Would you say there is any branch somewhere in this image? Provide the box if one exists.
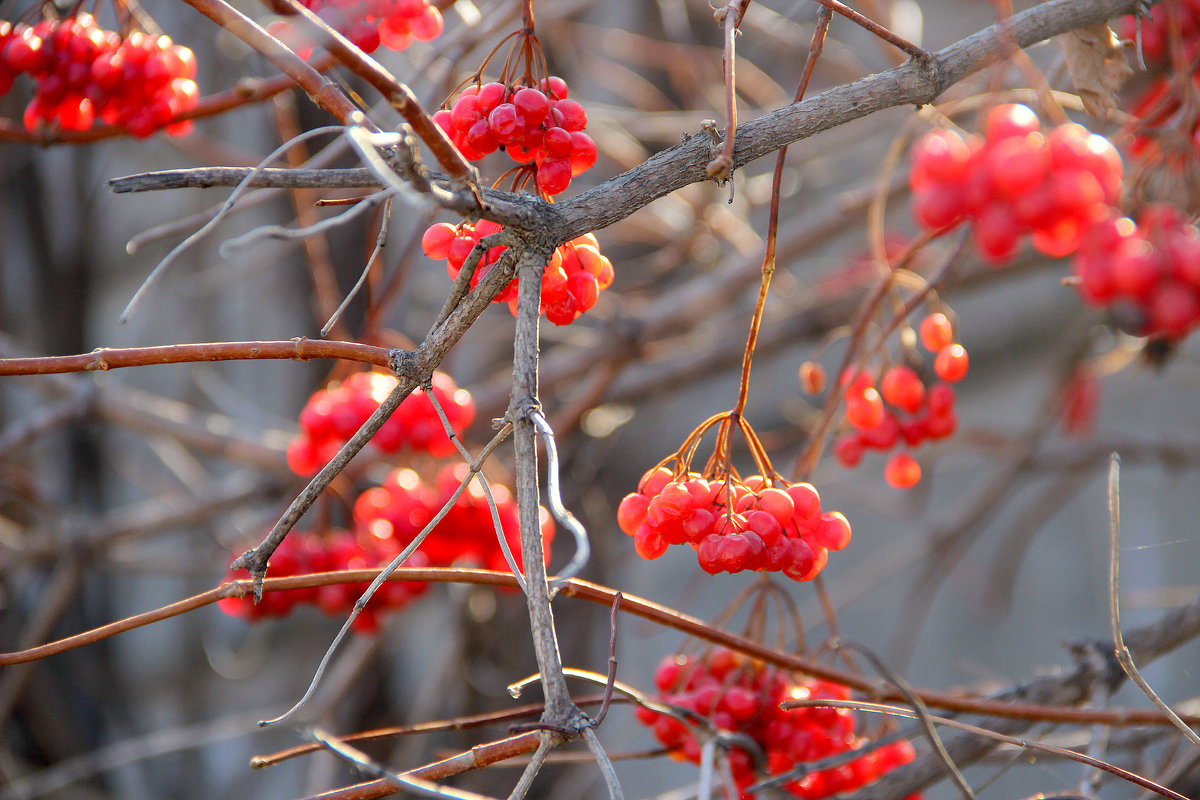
[546,0,1145,242]
[3,570,1198,732]
[107,167,380,193]
[0,339,393,376]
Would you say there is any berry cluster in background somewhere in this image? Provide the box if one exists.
[910,104,1123,264]
[266,0,442,56]
[218,529,430,633]
[617,467,850,581]
[825,312,967,490]
[0,13,198,136]
[421,222,614,325]
[1073,204,1200,339]
[636,649,917,799]
[286,370,475,475]
[353,462,552,573]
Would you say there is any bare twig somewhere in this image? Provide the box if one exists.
[119,125,345,322]
[309,727,501,800]
[530,410,590,587]
[1108,454,1200,749]
[784,699,1190,800]
[257,423,513,727]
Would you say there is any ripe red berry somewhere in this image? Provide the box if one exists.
[919,312,954,352]
[934,344,969,382]
[884,452,922,489]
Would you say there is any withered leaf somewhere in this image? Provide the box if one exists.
[1060,22,1133,118]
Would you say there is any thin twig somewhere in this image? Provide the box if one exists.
[506,736,554,800]
[1108,453,1200,749]
[257,423,513,727]
[783,699,1190,800]
[309,727,501,800]
[836,640,976,800]
[530,410,590,587]
[322,196,393,337]
[582,726,627,800]
[119,125,345,322]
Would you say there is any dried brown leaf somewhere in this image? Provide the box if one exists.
[1060,22,1133,117]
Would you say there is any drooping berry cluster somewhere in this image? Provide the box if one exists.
[827,312,966,490]
[286,370,475,475]
[433,77,597,195]
[218,529,430,633]
[910,104,1123,264]
[617,468,850,581]
[0,15,198,136]
[421,221,614,325]
[636,649,918,799]
[1073,203,1200,340]
[266,0,442,56]
[353,463,554,573]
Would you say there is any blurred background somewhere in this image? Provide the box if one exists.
[1,0,1198,799]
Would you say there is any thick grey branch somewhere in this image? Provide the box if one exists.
[107,0,1140,247]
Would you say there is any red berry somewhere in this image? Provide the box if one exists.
[934,344,969,382]
[884,452,922,489]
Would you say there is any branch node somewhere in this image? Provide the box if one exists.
[388,348,420,381]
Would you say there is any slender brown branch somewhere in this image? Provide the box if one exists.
[0,339,393,376]
[4,569,1200,732]
[270,0,478,187]
[177,0,371,128]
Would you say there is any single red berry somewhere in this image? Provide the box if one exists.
[884,452,922,489]
[934,344,969,382]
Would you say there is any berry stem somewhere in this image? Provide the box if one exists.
[730,7,830,420]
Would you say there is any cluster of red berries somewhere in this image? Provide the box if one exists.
[827,313,966,490]
[286,370,475,475]
[421,222,614,325]
[636,649,918,798]
[353,462,553,572]
[433,77,597,195]
[218,529,430,634]
[1121,0,1200,65]
[910,104,1123,264]
[266,0,442,56]
[0,15,198,136]
[1073,204,1200,340]
[617,468,850,581]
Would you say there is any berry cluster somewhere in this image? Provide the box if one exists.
[353,462,554,572]
[1073,204,1200,340]
[218,529,430,634]
[433,77,597,195]
[910,104,1123,264]
[286,370,475,476]
[828,313,966,489]
[636,649,918,798]
[1121,0,1200,66]
[0,15,198,136]
[266,0,442,56]
[421,222,614,325]
[617,468,850,581]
